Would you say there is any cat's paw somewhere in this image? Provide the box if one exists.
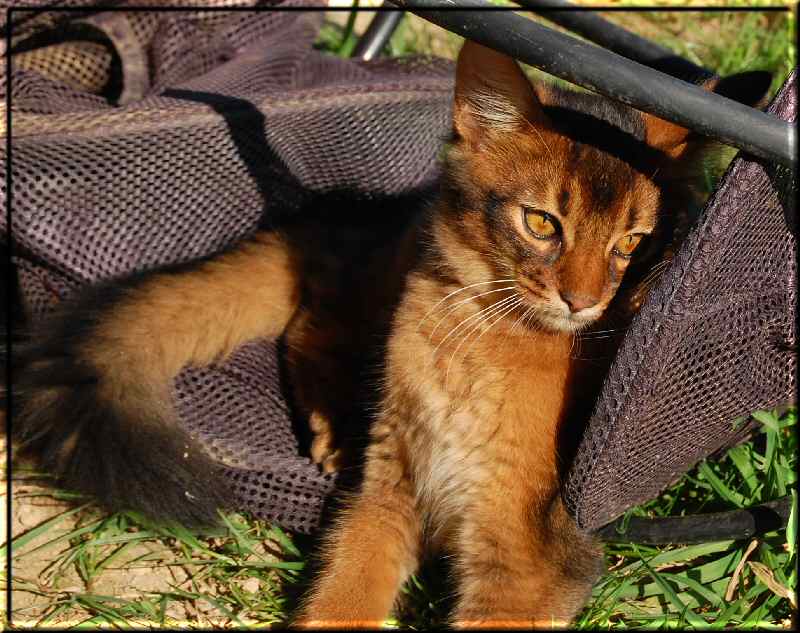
[309,410,339,472]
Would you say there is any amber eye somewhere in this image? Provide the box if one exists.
[613,234,644,258]
[523,209,559,239]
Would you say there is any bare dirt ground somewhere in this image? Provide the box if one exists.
[6,432,187,627]
[8,478,191,627]
[6,441,281,628]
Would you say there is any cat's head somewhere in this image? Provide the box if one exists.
[436,41,771,333]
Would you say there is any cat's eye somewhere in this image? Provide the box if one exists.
[523,209,560,240]
[613,234,644,258]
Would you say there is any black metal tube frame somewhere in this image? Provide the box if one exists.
[596,495,793,545]
[390,0,795,167]
[514,0,710,80]
[352,1,405,61]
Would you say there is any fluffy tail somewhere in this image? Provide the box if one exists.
[12,231,299,526]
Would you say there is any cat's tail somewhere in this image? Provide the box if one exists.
[12,231,300,526]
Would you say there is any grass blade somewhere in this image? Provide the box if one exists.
[7,504,93,555]
[635,547,706,628]
[787,489,797,557]
[268,524,301,559]
[696,461,746,507]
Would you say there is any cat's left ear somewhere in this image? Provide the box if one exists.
[453,40,551,143]
[643,70,773,158]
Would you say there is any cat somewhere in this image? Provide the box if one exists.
[12,40,770,627]
[291,44,769,628]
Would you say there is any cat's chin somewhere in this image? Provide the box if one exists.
[527,309,600,334]
[537,315,591,334]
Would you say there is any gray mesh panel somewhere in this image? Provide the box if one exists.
[6,3,452,533]
[563,72,797,531]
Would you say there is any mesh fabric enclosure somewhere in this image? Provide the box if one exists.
[5,3,454,533]
[4,4,796,535]
[563,73,797,531]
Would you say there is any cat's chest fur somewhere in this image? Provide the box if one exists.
[386,274,574,540]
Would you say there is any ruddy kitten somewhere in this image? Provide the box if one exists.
[294,45,769,627]
[13,40,769,628]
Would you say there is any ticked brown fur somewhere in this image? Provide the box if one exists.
[293,44,769,627]
[14,40,771,627]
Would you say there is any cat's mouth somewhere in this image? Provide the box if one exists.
[516,281,602,333]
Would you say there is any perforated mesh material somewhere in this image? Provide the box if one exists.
[175,340,338,531]
[4,4,796,534]
[5,2,453,533]
[13,41,114,95]
[563,73,797,531]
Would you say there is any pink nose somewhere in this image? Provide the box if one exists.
[560,291,599,313]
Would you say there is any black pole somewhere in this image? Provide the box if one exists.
[514,0,709,80]
[390,0,795,168]
[596,495,793,545]
[351,3,405,61]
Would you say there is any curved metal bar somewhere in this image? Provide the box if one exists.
[390,0,796,167]
[352,3,405,61]
[595,496,793,545]
[514,0,709,80]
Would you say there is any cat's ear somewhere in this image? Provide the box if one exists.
[643,70,773,158]
[453,40,550,142]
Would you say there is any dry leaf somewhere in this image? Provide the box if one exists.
[748,561,796,608]
[725,538,758,601]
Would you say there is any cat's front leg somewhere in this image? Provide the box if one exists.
[294,432,421,628]
[450,497,602,629]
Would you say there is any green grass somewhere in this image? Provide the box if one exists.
[576,408,797,629]
[7,482,308,627]
[7,4,796,629]
[8,409,796,627]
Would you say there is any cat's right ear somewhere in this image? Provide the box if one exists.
[453,40,550,144]
[643,70,773,159]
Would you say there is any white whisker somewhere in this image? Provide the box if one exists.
[522,116,554,161]
[427,286,516,341]
[466,297,525,352]
[569,331,578,357]
[417,279,516,329]
[576,333,623,341]
[445,296,524,389]
[578,328,628,340]
[581,326,627,335]
[509,304,537,337]
[455,296,524,360]
[432,294,520,362]
[523,307,541,331]
[638,259,672,287]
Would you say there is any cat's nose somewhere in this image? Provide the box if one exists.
[560,291,599,313]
